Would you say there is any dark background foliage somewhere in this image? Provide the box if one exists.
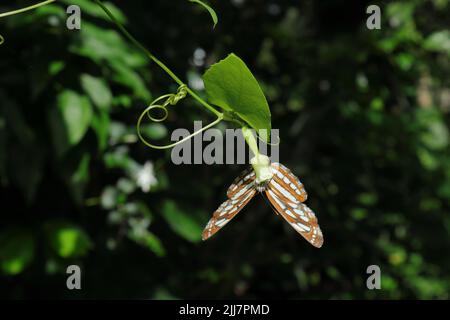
[0,0,449,299]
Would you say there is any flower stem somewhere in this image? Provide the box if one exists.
[243,127,273,183]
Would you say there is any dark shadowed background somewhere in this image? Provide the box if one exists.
[0,0,449,299]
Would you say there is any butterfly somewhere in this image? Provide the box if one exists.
[202,162,323,248]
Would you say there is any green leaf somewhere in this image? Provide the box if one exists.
[110,62,151,101]
[57,90,93,146]
[424,30,450,55]
[81,74,113,110]
[0,228,35,275]
[48,61,65,76]
[91,110,110,151]
[144,232,165,256]
[139,123,168,140]
[63,153,91,205]
[189,0,218,28]
[161,201,203,243]
[71,22,147,68]
[45,221,92,258]
[129,230,166,257]
[203,53,271,141]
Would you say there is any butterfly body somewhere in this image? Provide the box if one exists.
[202,162,324,248]
[255,180,270,193]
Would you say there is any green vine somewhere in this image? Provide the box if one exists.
[0,0,273,166]
[137,84,223,149]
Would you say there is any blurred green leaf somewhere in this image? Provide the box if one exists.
[0,228,35,275]
[203,53,271,141]
[357,192,378,206]
[45,221,92,258]
[71,22,147,68]
[153,287,178,300]
[139,123,168,140]
[48,61,65,76]
[62,0,127,24]
[81,74,113,110]
[424,30,450,55]
[161,201,203,243]
[351,207,368,220]
[142,232,166,257]
[62,152,91,204]
[129,230,166,257]
[110,62,151,100]
[57,90,93,146]
[91,110,110,151]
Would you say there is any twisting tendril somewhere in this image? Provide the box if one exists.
[145,85,188,123]
[257,133,281,146]
[137,84,224,149]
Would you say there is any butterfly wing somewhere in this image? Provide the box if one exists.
[202,169,257,240]
[226,167,255,198]
[271,163,307,202]
[265,177,323,248]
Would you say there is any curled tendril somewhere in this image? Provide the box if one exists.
[257,133,281,147]
[137,85,224,150]
[145,85,188,122]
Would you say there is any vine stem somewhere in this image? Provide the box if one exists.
[0,0,56,18]
[92,0,222,118]
[137,113,224,150]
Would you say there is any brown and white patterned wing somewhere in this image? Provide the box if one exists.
[265,185,323,248]
[271,163,307,202]
[226,167,255,198]
[203,169,257,240]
